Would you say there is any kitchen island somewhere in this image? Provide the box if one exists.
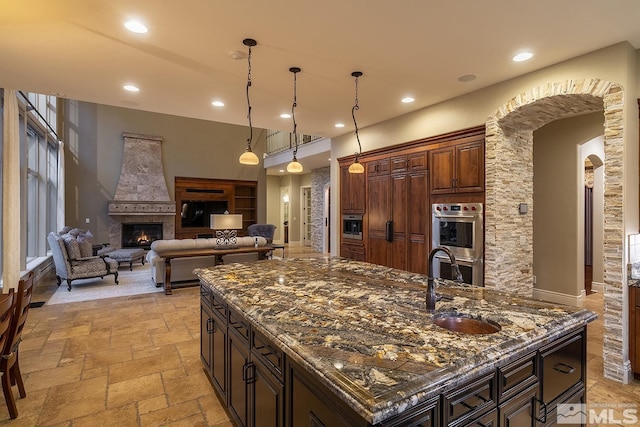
[196,257,596,426]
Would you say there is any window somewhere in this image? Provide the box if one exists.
[0,90,60,273]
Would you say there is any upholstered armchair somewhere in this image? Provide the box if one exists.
[247,224,277,244]
[47,232,119,291]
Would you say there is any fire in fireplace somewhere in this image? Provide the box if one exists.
[122,223,163,249]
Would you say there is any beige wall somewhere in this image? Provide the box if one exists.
[330,42,639,256]
[64,101,267,243]
[532,112,604,297]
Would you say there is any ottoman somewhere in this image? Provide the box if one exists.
[108,248,145,271]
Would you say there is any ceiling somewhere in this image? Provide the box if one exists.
[1,0,640,174]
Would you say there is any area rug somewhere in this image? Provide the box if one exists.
[47,264,163,305]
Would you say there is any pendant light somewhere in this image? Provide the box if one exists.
[286,67,303,173]
[239,38,260,165]
[348,71,365,174]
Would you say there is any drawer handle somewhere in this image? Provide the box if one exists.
[206,318,215,334]
[242,362,255,384]
[535,398,547,423]
[553,362,575,374]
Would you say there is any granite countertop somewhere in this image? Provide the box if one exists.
[195,257,596,424]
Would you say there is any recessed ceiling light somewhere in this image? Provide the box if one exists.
[335,123,345,128]
[124,20,148,34]
[458,74,477,82]
[512,52,533,62]
[123,84,139,92]
[279,169,285,173]
[280,113,291,119]
[401,97,415,103]
[211,101,224,107]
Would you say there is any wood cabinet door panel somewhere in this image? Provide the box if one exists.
[368,236,389,267]
[367,175,391,232]
[228,331,250,427]
[429,147,455,194]
[391,174,407,235]
[252,358,284,427]
[455,142,484,193]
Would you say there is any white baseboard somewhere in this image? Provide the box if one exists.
[591,281,604,293]
[532,287,585,307]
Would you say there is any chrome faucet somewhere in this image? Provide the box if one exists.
[426,246,463,313]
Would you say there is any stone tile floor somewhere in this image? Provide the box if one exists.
[0,246,638,425]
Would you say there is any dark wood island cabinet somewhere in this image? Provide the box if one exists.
[197,258,595,427]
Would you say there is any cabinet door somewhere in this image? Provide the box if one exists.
[499,384,537,427]
[211,312,227,398]
[429,147,455,194]
[228,330,250,427]
[367,175,392,266]
[201,303,213,373]
[341,165,366,214]
[252,358,284,427]
[407,170,427,274]
[455,142,484,193]
[390,174,407,270]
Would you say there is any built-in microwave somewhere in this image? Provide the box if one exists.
[343,214,363,240]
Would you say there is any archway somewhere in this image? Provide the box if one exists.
[484,79,627,382]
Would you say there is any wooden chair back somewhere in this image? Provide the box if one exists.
[7,272,34,355]
[0,292,15,362]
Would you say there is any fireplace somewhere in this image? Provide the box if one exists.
[108,133,176,248]
[122,223,163,249]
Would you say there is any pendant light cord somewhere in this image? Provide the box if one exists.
[246,44,253,149]
[351,72,362,159]
[291,68,299,158]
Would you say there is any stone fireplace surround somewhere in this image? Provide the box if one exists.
[108,133,176,249]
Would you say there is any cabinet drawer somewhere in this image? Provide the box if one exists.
[200,285,212,306]
[498,352,537,403]
[228,309,250,342]
[540,330,584,405]
[541,385,585,426]
[210,292,227,321]
[408,152,427,170]
[390,156,407,173]
[442,372,496,426]
[252,329,285,381]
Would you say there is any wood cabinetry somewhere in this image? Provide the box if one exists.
[429,139,484,194]
[367,153,427,273]
[201,285,284,427]
[340,164,366,214]
[175,177,257,239]
[630,286,640,379]
[340,241,365,262]
[202,282,587,427]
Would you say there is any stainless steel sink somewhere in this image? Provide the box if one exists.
[433,315,501,335]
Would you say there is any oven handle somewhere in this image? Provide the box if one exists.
[434,214,477,220]
[434,254,476,265]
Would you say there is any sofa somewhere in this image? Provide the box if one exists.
[48,230,119,291]
[146,236,269,286]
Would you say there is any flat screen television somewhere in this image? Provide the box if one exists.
[180,200,229,228]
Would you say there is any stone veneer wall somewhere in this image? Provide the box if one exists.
[484,79,627,382]
[108,133,176,247]
[310,167,330,253]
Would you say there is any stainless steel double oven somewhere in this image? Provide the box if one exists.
[431,203,483,286]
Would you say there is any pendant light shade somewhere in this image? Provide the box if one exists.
[349,71,364,174]
[286,67,303,173]
[348,160,364,174]
[239,38,260,166]
[239,148,259,165]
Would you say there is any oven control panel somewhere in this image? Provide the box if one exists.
[433,203,483,214]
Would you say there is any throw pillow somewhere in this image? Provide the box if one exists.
[61,234,82,260]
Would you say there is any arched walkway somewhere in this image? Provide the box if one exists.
[484,79,628,382]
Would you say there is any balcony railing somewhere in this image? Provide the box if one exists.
[266,130,321,155]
